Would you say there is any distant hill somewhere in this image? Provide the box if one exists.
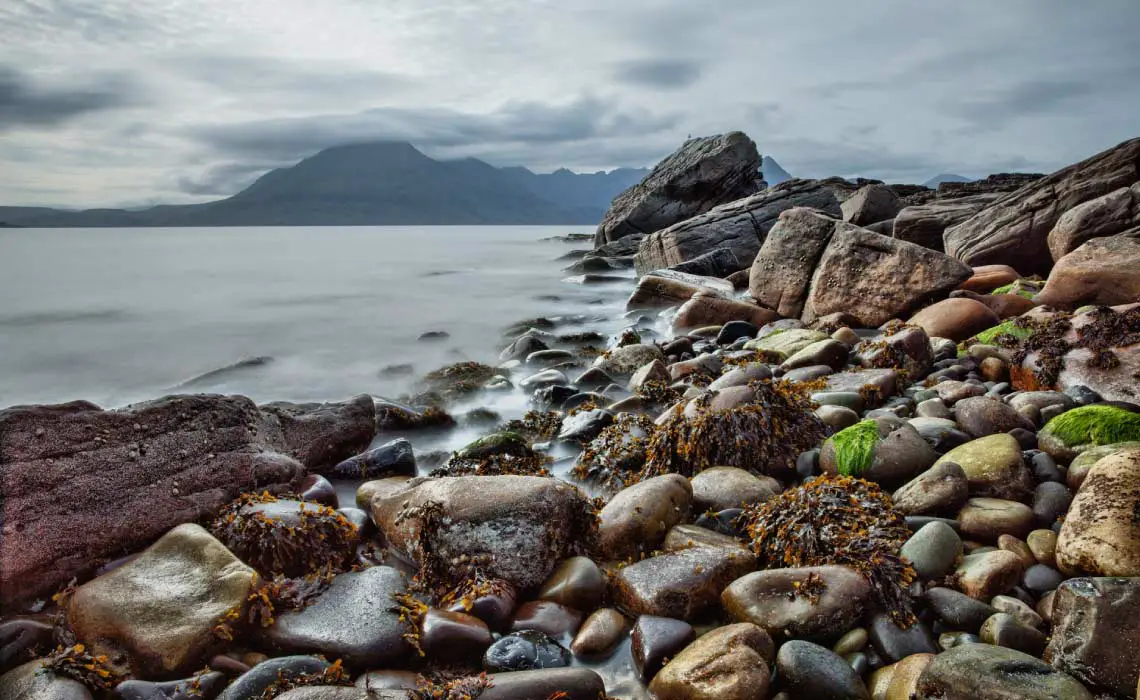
[762,156,793,185]
[0,142,649,227]
[922,173,973,188]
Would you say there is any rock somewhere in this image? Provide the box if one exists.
[628,360,670,393]
[992,595,1044,629]
[625,275,704,310]
[570,609,626,658]
[593,344,667,378]
[914,643,1093,699]
[597,474,692,560]
[370,476,593,589]
[908,417,971,451]
[610,546,756,620]
[933,434,1032,500]
[668,354,723,381]
[483,630,571,672]
[908,298,1001,342]
[501,332,550,362]
[556,409,614,444]
[420,609,493,661]
[998,535,1038,569]
[980,613,1047,656]
[509,601,584,642]
[690,467,776,511]
[944,136,1140,275]
[893,461,969,515]
[447,582,518,634]
[648,623,774,700]
[802,224,974,327]
[955,550,1025,600]
[722,565,871,642]
[868,612,939,663]
[1028,529,1058,567]
[115,673,228,700]
[884,654,935,700]
[66,524,258,678]
[716,320,759,345]
[596,132,760,245]
[0,395,317,606]
[1046,577,1140,697]
[271,689,373,700]
[892,194,1002,251]
[958,498,1035,541]
[842,183,902,226]
[536,557,605,613]
[817,405,860,431]
[1035,235,1140,308]
[952,396,1035,438]
[257,395,377,472]
[822,369,900,407]
[745,328,830,360]
[1032,482,1072,528]
[959,265,1022,294]
[901,521,962,580]
[672,291,778,331]
[519,369,569,391]
[481,669,604,700]
[820,419,938,485]
[1047,182,1140,261]
[330,438,415,479]
[263,566,409,667]
[217,656,334,700]
[1056,449,1140,576]
[630,616,695,681]
[776,640,870,700]
[924,588,998,631]
[662,524,751,553]
[215,498,358,578]
[0,621,53,675]
[0,660,93,700]
[748,207,843,319]
[665,247,745,278]
[855,326,934,380]
[782,339,849,371]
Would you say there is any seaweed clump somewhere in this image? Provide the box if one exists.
[501,410,564,441]
[1008,306,1140,389]
[435,431,552,477]
[573,413,658,492]
[643,380,827,477]
[827,420,880,476]
[252,659,351,699]
[409,673,495,700]
[210,492,359,578]
[417,362,501,404]
[40,643,124,691]
[741,475,916,625]
[1042,404,1140,448]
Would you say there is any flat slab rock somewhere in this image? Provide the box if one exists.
[0,393,375,607]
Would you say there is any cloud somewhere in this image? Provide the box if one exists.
[175,162,276,196]
[0,65,140,131]
[611,58,702,90]
[945,79,1099,131]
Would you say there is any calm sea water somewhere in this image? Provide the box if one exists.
[0,227,634,413]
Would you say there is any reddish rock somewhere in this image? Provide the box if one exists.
[672,290,778,331]
[1034,235,1140,309]
[907,298,1001,342]
[1047,182,1140,261]
[958,265,1021,294]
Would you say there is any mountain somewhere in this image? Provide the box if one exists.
[0,142,644,227]
[762,156,793,185]
[922,173,973,188]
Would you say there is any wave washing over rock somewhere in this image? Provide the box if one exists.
[3,131,1140,700]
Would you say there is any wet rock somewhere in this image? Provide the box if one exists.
[1046,577,1140,697]
[690,466,777,511]
[776,640,870,700]
[627,359,670,394]
[610,546,755,621]
[257,395,377,472]
[908,298,1000,342]
[745,328,829,359]
[510,601,584,642]
[536,557,605,613]
[446,581,518,633]
[596,132,760,246]
[892,461,969,515]
[980,613,1047,656]
[501,333,550,362]
[1027,530,1058,568]
[263,566,409,667]
[722,565,871,643]
[627,274,711,310]
[556,409,614,444]
[662,524,750,553]
[855,326,935,379]
[215,497,358,578]
[574,367,615,391]
[932,380,986,405]
[868,612,938,663]
[592,344,666,378]
[519,369,570,391]
[297,474,338,508]
[900,521,962,580]
[570,609,626,658]
[217,656,333,700]
[933,434,1032,500]
[66,524,258,678]
[668,353,723,381]
[482,630,571,672]
[914,643,1093,699]
[0,660,93,700]
[673,291,778,332]
[0,395,309,606]
[631,615,695,681]
[419,608,493,661]
[115,672,228,700]
[952,397,1035,438]
[958,498,1035,541]
[0,620,53,674]
[716,320,759,345]
[597,474,692,560]
[1056,449,1140,576]
[481,669,605,700]
[371,476,593,589]
[822,369,900,407]
[649,623,774,700]
[817,405,861,431]
[955,550,1025,600]
[883,653,935,700]
[992,596,1044,629]
[959,264,1022,294]
[924,587,998,631]
[944,136,1140,275]
[1032,482,1072,529]
[331,438,415,479]
[998,535,1037,569]
[527,349,578,366]
[908,417,971,451]
[272,689,374,700]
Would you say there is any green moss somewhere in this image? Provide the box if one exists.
[967,319,1036,348]
[829,420,880,476]
[1044,405,1140,448]
[991,280,1037,299]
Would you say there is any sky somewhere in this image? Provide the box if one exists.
[2,0,1138,208]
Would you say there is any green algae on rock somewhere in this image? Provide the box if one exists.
[740,475,917,625]
[826,420,881,476]
[1039,405,1140,460]
[966,318,1037,348]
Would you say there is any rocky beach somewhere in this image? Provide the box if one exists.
[4,130,1140,700]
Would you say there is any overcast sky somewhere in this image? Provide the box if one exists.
[2,0,1138,208]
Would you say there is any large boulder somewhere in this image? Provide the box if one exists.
[634,179,842,275]
[748,207,840,319]
[595,132,761,246]
[907,298,1000,342]
[944,137,1140,275]
[0,394,372,606]
[259,395,376,473]
[1056,449,1140,577]
[369,476,593,589]
[1047,182,1140,260]
[1046,577,1140,697]
[1034,235,1140,309]
[892,194,1002,252]
[672,291,779,332]
[915,643,1092,699]
[841,183,901,226]
[66,524,259,678]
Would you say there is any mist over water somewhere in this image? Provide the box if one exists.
[0,227,633,420]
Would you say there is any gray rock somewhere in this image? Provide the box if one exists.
[952,396,1035,439]
[722,566,871,643]
[0,660,92,700]
[610,547,756,621]
[218,656,332,700]
[892,194,1001,251]
[841,183,901,226]
[901,521,963,579]
[893,461,970,515]
[915,643,1092,699]
[979,613,1046,657]
[924,587,997,631]
[596,132,760,246]
[1046,577,1140,697]
[868,612,938,663]
[331,438,415,479]
[776,641,870,700]
[664,247,744,278]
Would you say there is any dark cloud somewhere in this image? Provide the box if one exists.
[169,54,412,102]
[0,65,139,131]
[611,59,702,90]
[175,162,275,196]
[946,79,1098,131]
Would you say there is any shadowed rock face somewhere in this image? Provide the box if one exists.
[944,137,1140,276]
[595,132,761,246]
[0,393,375,607]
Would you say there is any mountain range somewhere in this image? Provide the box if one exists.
[922,173,973,188]
[0,142,651,228]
